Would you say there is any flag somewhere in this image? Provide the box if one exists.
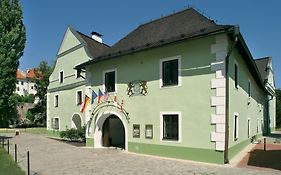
[120,99,124,112]
[98,89,103,103]
[104,92,109,102]
[113,93,117,106]
[80,95,90,113]
[91,90,97,104]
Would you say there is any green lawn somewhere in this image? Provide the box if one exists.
[0,148,25,175]
[0,127,47,135]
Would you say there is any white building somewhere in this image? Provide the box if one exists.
[16,69,37,96]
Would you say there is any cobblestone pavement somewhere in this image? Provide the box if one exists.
[4,133,281,175]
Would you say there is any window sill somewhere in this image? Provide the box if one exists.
[161,139,181,143]
[160,84,181,89]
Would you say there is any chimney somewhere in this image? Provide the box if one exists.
[91,31,103,43]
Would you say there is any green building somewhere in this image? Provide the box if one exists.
[47,8,276,164]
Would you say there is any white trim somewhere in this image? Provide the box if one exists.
[59,70,64,83]
[159,55,182,88]
[247,118,251,138]
[102,68,117,93]
[93,111,127,151]
[159,111,182,143]
[53,117,60,131]
[71,113,83,129]
[233,113,239,141]
[75,90,83,105]
[54,94,59,107]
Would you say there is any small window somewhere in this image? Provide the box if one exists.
[104,71,115,92]
[59,71,64,83]
[247,119,250,138]
[76,91,82,105]
[54,95,59,107]
[163,114,178,141]
[52,118,59,130]
[31,86,34,90]
[248,81,251,97]
[234,115,238,141]
[234,64,238,88]
[145,125,153,139]
[21,81,24,85]
[162,59,178,86]
[16,81,19,84]
[133,124,140,138]
[17,87,19,91]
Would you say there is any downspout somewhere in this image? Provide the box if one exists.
[224,26,239,164]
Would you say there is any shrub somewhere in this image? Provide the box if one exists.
[60,125,86,142]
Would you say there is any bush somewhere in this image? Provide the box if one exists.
[59,125,86,142]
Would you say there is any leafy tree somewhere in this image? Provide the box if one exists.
[0,0,26,127]
[28,61,53,126]
[276,89,281,128]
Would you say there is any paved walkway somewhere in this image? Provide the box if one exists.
[3,133,281,175]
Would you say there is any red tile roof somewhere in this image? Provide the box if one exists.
[16,70,25,79]
[26,69,36,79]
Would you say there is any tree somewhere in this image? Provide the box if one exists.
[29,61,53,126]
[276,89,281,128]
[0,0,26,127]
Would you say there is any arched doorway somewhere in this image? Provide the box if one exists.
[72,113,82,129]
[102,115,125,149]
[93,111,128,150]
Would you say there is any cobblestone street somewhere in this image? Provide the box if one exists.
[4,133,280,175]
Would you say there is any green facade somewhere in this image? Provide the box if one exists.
[47,25,275,164]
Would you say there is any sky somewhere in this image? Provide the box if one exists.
[19,0,280,88]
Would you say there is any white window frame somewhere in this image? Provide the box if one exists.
[159,55,182,88]
[59,70,64,83]
[103,68,117,93]
[247,118,251,138]
[233,113,239,141]
[53,117,60,130]
[234,61,239,89]
[54,94,59,107]
[76,90,83,105]
[160,111,182,143]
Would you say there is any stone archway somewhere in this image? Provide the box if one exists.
[102,115,125,149]
[72,113,82,129]
[94,111,128,150]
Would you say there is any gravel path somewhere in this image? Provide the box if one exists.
[3,133,280,175]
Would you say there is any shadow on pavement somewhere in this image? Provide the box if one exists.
[247,149,281,171]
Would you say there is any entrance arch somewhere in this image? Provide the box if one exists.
[94,111,128,150]
[72,113,82,129]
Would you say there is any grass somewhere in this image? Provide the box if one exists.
[0,148,25,175]
[0,127,47,135]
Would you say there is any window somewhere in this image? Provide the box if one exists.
[76,91,82,105]
[133,124,140,138]
[234,64,238,88]
[162,114,179,141]
[104,70,116,92]
[17,87,19,91]
[234,114,238,141]
[59,71,64,83]
[248,81,251,97]
[54,95,59,107]
[16,81,19,84]
[247,118,250,138]
[162,59,178,86]
[145,125,153,139]
[52,118,59,130]
[21,81,23,85]
[31,86,34,90]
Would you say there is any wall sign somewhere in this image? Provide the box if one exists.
[127,80,148,97]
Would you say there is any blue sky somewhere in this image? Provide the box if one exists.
[20,0,280,88]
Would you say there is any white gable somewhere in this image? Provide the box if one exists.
[57,27,82,55]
